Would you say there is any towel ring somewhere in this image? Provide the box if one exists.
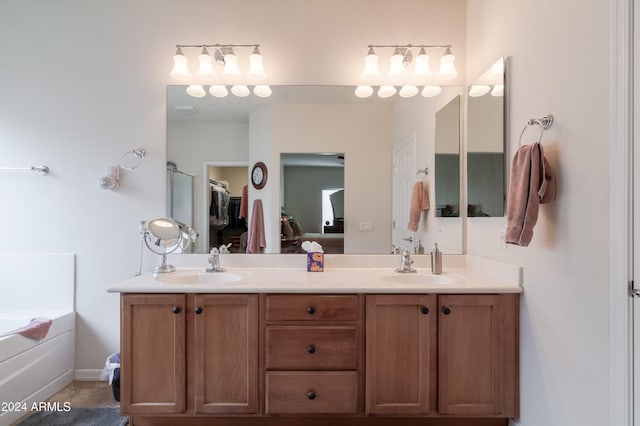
[518,114,554,146]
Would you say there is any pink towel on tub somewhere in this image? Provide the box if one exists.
[407,181,430,232]
[0,318,52,340]
[505,143,556,246]
[246,199,266,253]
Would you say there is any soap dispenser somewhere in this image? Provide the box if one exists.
[431,243,442,275]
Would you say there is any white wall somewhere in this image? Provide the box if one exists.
[466,1,610,425]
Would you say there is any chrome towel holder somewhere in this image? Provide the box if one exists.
[519,114,554,145]
[0,165,50,175]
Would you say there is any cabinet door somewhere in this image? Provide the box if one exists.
[365,294,436,415]
[120,294,186,414]
[193,294,258,414]
[438,294,519,417]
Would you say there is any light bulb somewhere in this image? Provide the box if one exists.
[169,47,191,81]
[361,47,381,81]
[378,85,397,98]
[421,85,442,97]
[491,84,504,97]
[388,47,408,82]
[198,47,216,81]
[231,85,250,97]
[436,47,457,80]
[209,85,228,97]
[222,50,241,82]
[254,85,272,97]
[186,84,206,98]
[247,47,266,81]
[399,85,419,98]
[468,85,490,97]
[412,47,432,83]
[354,85,374,98]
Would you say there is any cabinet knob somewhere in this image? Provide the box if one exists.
[307,345,316,354]
[442,306,451,315]
[307,306,316,315]
[307,391,316,400]
[421,306,429,315]
[194,306,203,315]
[172,306,181,314]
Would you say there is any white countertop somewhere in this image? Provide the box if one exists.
[107,257,522,294]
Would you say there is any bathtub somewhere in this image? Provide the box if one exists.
[0,310,75,426]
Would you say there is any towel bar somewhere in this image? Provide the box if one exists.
[519,114,554,145]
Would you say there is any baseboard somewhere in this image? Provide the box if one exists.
[74,369,105,381]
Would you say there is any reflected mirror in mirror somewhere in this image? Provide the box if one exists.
[467,57,506,217]
[435,95,461,218]
[280,153,345,254]
[167,85,464,254]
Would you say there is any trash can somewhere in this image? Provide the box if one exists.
[101,352,121,402]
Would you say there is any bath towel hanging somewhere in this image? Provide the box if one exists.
[505,142,556,246]
[246,199,266,253]
[407,180,430,232]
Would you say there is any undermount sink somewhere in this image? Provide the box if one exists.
[155,271,243,285]
[373,271,455,285]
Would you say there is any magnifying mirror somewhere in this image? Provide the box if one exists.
[142,218,184,273]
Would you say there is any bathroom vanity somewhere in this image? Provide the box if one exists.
[108,258,521,426]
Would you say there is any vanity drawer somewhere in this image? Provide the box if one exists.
[266,326,358,370]
[265,371,358,414]
[265,295,358,321]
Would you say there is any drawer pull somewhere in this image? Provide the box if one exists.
[194,306,203,315]
[307,391,316,400]
[442,306,451,315]
[307,306,316,315]
[172,306,181,314]
[421,306,429,315]
[307,345,316,354]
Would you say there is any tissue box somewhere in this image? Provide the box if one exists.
[307,252,324,272]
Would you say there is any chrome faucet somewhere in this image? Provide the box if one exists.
[205,247,226,273]
[395,249,417,273]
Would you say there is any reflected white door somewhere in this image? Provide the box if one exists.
[392,135,416,251]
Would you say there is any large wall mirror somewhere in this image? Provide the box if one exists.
[167,85,464,254]
[467,57,506,217]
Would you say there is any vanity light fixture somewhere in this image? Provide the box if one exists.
[169,44,271,98]
[355,44,457,99]
[491,84,504,97]
[468,85,491,97]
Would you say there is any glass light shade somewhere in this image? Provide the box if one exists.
[247,52,266,80]
[421,85,442,97]
[377,85,397,98]
[412,51,432,83]
[491,84,504,97]
[388,52,408,82]
[209,85,229,97]
[222,53,241,82]
[169,50,191,81]
[198,49,216,81]
[469,85,491,97]
[399,85,419,98]
[254,85,272,98]
[354,85,374,98]
[436,50,458,80]
[361,53,381,81]
[231,84,250,97]
[186,84,206,98]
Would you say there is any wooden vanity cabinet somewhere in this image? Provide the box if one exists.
[120,294,186,414]
[120,293,258,416]
[263,294,363,415]
[365,294,437,415]
[438,294,519,417]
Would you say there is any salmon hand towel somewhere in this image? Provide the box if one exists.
[239,184,248,219]
[246,199,266,253]
[407,181,431,232]
[505,143,556,246]
[0,317,52,340]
